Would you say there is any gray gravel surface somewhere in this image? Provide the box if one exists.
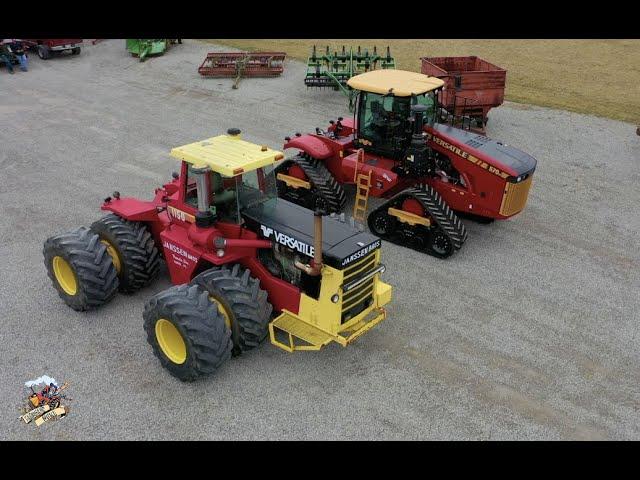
[1,40,639,440]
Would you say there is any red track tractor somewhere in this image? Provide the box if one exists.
[275,70,537,259]
[43,130,392,381]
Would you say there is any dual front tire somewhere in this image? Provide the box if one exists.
[143,264,272,382]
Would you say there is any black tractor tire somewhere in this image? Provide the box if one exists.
[71,47,81,55]
[90,213,160,294]
[37,45,51,60]
[43,227,119,311]
[191,264,272,354]
[143,284,233,382]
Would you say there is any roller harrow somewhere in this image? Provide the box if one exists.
[198,51,286,89]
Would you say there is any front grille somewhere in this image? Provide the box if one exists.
[341,252,377,323]
[500,175,533,216]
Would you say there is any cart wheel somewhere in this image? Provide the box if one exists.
[71,47,81,55]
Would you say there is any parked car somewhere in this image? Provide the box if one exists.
[24,39,83,59]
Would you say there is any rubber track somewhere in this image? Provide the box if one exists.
[277,153,346,213]
[407,184,468,250]
[369,184,468,253]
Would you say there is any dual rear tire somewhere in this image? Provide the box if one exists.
[43,227,119,311]
[43,214,160,311]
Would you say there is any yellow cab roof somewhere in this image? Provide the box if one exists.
[170,133,284,177]
[347,69,445,96]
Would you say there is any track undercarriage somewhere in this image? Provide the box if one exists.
[367,185,467,258]
[275,157,468,259]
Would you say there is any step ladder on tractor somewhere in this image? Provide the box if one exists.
[353,149,371,223]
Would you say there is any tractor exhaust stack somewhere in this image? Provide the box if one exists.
[295,209,324,276]
[192,164,215,228]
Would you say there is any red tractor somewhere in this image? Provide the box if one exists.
[43,130,392,381]
[275,69,537,258]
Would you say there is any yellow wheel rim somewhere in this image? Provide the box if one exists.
[209,296,232,329]
[155,319,187,364]
[101,240,122,274]
[52,256,78,296]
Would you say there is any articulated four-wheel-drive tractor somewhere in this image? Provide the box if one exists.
[43,130,392,381]
[275,69,538,259]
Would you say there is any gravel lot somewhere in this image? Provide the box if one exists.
[1,40,638,440]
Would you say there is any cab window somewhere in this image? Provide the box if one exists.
[184,164,239,222]
[237,165,277,209]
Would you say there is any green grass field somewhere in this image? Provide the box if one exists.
[208,40,640,125]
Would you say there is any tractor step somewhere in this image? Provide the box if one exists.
[269,307,387,352]
[269,311,342,352]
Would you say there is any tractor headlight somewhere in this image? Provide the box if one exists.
[331,294,340,303]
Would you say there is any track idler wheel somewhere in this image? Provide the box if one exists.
[427,228,454,258]
[368,209,397,237]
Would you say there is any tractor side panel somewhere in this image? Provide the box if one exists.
[159,228,203,285]
[425,131,510,219]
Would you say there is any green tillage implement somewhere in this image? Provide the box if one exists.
[126,39,171,62]
[305,45,396,109]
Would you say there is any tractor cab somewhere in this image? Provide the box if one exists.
[169,128,284,227]
[347,69,445,160]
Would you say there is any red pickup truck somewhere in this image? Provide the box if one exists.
[24,39,83,59]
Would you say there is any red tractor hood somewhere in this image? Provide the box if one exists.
[431,123,537,178]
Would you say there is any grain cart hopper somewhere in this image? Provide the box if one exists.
[421,56,506,133]
[275,69,537,259]
[43,130,392,381]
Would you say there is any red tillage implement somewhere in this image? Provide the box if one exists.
[421,56,506,133]
[198,51,286,89]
